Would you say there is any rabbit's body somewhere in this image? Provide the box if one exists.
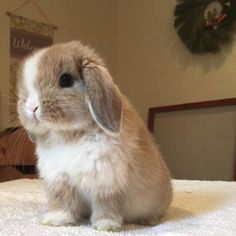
[17,41,172,231]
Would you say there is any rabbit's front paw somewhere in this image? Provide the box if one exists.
[41,210,76,226]
[92,218,121,231]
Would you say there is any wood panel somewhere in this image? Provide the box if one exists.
[0,127,37,182]
[147,98,236,181]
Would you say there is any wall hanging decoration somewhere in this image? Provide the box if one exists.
[6,0,57,123]
[174,0,236,54]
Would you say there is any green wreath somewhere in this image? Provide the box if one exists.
[174,0,236,54]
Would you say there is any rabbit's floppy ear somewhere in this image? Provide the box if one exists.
[83,64,123,134]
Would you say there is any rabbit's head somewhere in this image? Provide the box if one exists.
[17,41,123,136]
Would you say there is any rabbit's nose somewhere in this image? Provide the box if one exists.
[33,106,38,113]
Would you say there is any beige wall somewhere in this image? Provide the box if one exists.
[1,0,236,127]
[0,1,235,180]
[118,0,236,180]
[0,0,118,130]
[118,0,236,121]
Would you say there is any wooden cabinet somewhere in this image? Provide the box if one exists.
[0,127,37,182]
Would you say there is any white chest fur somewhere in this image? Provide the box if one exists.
[36,133,128,195]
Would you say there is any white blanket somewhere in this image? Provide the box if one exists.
[0,179,235,236]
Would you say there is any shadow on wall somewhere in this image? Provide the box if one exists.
[167,23,235,73]
[177,43,234,73]
[154,4,235,74]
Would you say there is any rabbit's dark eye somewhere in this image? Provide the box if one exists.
[59,73,74,88]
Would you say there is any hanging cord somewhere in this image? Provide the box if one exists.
[11,0,32,14]
[6,0,58,30]
[31,0,53,26]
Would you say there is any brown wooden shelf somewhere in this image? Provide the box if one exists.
[0,127,37,182]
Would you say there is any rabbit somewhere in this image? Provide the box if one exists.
[17,41,172,231]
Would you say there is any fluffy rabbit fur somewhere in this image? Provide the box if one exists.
[17,41,172,231]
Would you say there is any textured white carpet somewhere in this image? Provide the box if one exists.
[0,179,236,236]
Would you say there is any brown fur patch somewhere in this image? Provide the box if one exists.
[17,41,173,229]
[45,174,90,220]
